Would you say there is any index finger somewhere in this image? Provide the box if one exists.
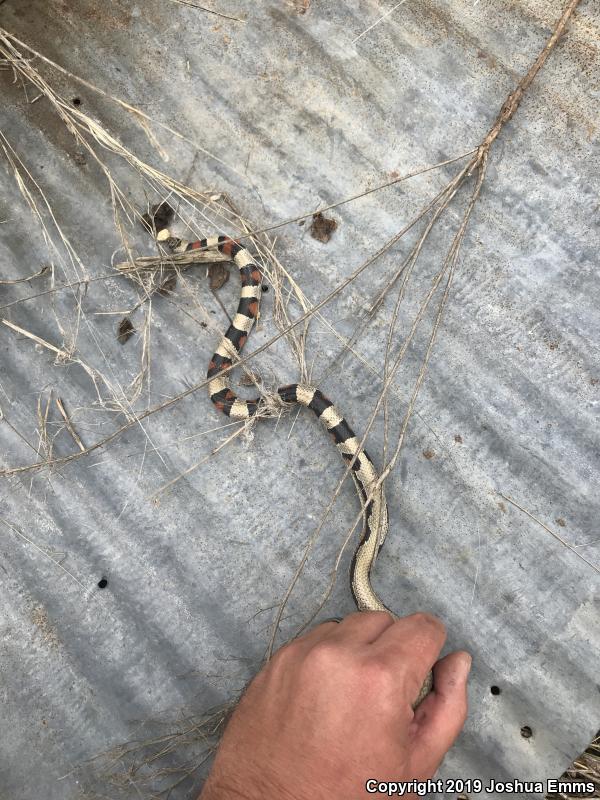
[373,612,446,702]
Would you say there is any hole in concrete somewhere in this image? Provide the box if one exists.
[520,725,533,739]
[490,685,501,695]
[97,577,108,589]
[72,97,82,106]
[261,285,269,292]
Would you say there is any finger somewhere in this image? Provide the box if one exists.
[375,613,446,702]
[410,651,471,770]
[329,610,395,644]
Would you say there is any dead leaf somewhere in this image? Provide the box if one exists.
[141,201,174,234]
[209,262,230,290]
[117,317,135,344]
[310,211,337,243]
[240,371,261,386]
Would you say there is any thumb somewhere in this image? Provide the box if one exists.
[409,651,471,774]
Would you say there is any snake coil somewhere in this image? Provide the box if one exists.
[149,215,432,706]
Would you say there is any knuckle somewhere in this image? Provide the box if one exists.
[411,612,445,635]
[305,640,344,672]
[361,656,396,693]
[269,639,300,668]
[307,640,341,668]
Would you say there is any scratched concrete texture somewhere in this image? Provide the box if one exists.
[0,0,599,798]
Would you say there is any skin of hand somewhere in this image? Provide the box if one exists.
[200,611,471,800]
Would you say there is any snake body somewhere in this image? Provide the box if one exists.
[159,229,432,704]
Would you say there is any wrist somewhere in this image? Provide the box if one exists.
[200,769,304,800]
[200,779,248,800]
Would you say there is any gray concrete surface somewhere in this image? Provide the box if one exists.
[0,1,599,798]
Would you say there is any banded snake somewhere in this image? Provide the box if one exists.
[147,219,433,707]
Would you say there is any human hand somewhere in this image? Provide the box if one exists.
[200,611,471,800]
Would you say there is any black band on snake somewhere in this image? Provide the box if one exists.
[151,222,432,707]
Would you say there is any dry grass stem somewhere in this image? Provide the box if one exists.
[55,397,86,453]
[500,494,600,576]
[0,516,87,591]
[0,264,48,285]
[0,27,244,180]
[166,0,245,22]
[149,422,248,501]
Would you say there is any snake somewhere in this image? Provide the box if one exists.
[150,214,432,706]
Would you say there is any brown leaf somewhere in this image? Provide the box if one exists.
[158,273,178,295]
[209,262,230,290]
[117,317,135,344]
[141,201,175,235]
[310,211,337,243]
